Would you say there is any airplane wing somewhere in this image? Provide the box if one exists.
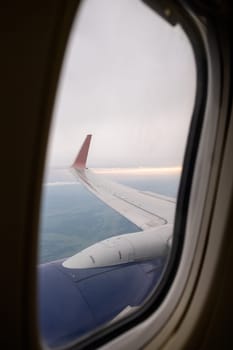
[39,135,176,345]
[71,135,176,231]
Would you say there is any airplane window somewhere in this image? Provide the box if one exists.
[38,0,196,348]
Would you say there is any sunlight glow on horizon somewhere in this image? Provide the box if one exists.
[92,166,182,176]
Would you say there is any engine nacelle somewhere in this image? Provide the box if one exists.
[63,224,172,269]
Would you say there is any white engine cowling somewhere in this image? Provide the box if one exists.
[63,224,172,269]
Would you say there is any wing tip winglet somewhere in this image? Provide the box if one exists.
[72,134,92,169]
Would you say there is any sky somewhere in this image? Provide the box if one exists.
[46,0,196,169]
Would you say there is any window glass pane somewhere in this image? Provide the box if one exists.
[38,0,196,348]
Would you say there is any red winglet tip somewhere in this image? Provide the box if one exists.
[72,134,92,169]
